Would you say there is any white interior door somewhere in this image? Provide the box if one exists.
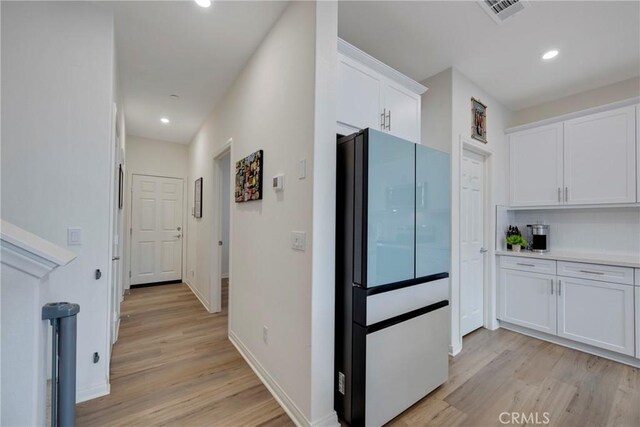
[131,175,183,285]
[460,150,485,336]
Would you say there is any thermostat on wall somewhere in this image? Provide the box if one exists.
[273,174,285,192]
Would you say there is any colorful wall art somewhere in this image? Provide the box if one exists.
[235,150,263,202]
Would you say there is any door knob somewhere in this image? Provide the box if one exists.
[218,241,223,246]
[112,256,120,261]
[177,226,182,231]
[174,234,182,238]
[480,248,488,253]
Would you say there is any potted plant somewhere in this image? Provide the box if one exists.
[506,235,527,252]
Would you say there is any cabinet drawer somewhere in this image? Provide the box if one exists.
[557,261,634,285]
[499,256,556,275]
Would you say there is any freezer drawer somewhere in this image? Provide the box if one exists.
[365,305,449,427]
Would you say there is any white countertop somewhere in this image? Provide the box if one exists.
[495,250,640,269]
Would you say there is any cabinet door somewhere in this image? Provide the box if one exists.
[366,130,415,287]
[509,123,564,206]
[557,276,634,355]
[415,144,450,278]
[564,106,636,205]
[337,54,383,135]
[636,105,639,202]
[498,269,556,334]
[382,81,421,143]
[635,286,639,358]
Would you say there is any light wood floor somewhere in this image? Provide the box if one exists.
[77,283,640,427]
[76,281,293,426]
[388,327,640,427]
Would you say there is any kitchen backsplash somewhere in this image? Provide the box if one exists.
[509,207,640,256]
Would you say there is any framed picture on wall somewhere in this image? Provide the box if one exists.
[118,164,124,210]
[194,177,203,218]
[471,97,488,143]
[235,150,263,203]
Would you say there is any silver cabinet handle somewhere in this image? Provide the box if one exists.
[558,279,562,296]
[516,263,535,267]
[579,270,605,275]
[380,108,386,130]
[550,279,554,295]
[386,110,391,131]
[565,187,568,202]
[557,188,561,203]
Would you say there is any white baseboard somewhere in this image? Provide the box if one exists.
[184,279,210,312]
[229,331,323,427]
[76,381,110,403]
[449,343,462,357]
[499,321,640,368]
[310,410,339,427]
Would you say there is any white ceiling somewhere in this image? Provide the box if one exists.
[112,1,288,144]
[338,1,640,111]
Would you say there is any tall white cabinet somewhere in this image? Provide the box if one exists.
[337,39,426,143]
[508,104,638,206]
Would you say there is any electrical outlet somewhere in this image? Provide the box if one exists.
[338,372,345,395]
[263,325,269,345]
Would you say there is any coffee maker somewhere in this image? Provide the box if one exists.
[527,224,550,252]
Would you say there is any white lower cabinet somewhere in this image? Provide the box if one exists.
[557,276,635,356]
[499,258,638,359]
[498,269,556,335]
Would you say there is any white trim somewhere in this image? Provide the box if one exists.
[76,381,110,403]
[337,38,427,95]
[499,322,640,368]
[211,138,233,316]
[310,411,339,427]
[184,279,211,312]
[451,135,497,355]
[0,220,76,278]
[504,202,640,211]
[505,96,640,134]
[229,332,337,427]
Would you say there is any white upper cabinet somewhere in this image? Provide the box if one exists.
[509,123,564,206]
[563,105,636,205]
[382,82,421,143]
[337,39,426,143]
[637,105,639,202]
[337,54,383,135]
[508,103,638,207]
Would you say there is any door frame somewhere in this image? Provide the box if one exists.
[128,173,185,286]
[451,135,496,356]
[210,139,233,317]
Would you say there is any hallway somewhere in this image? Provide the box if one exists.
[76,282,293,426]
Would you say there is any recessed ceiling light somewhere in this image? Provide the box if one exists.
[160,117,170,124]
[542,49,559,60]
[194,0,211,8]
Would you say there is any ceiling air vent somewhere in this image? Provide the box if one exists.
[479,0,529,24]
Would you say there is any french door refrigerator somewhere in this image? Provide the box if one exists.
[335,129,451,427]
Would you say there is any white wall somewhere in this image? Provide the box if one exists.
[510,77,640,126]
[184,2,337,425]
[511,208,640,257]
[421,68,452,154]
[1,1,116,401]
[123,136,189,289]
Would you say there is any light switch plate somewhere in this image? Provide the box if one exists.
[291,231,306,251]
[298,159,306,179]
[67,227,82,246]
[272,174,285,192]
